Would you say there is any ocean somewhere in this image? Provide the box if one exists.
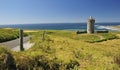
[0,23,120,31]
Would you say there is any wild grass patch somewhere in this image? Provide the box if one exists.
[0,30,120,70]
[0,28,28,42]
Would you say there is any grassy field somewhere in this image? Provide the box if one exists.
[0,29,120,70]
[0,28,28,43]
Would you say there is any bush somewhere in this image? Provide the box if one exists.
[0,47,16,70]
[96,30,109,33]
[0,28,28,42]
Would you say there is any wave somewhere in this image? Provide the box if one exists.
[95,25,120,31]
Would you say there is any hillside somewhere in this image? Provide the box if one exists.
[0,30,120,70]
[0,28,28,43]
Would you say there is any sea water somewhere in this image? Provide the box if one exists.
[0,23,120,31]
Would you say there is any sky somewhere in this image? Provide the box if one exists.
[0,0,120,24]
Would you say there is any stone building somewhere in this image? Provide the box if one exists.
[87,16,95,34]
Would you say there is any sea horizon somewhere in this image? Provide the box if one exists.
[0,22,120,31]
[1,22,120,25]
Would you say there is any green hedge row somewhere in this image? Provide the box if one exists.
[0,29,28,43]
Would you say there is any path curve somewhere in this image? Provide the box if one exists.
[0,36,33,50]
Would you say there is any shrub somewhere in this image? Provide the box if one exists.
[0,47,16,70]
[0,28,28,42]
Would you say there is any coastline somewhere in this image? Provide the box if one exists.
[95,24,120,31]
[106,25,120,31]
[0,26,120,69]
[0,23,120,32]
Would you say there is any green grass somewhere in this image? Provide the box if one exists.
[0,30,120,70]
[48,30,118,43]
[0,28,28,42]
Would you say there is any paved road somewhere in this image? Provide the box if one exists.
[0,36,31,49]
[12,41,34,51]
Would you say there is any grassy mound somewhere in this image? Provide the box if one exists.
[48,30,118,43]
[0,28,28,43]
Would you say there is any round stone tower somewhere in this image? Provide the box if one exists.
[87,16,95,34]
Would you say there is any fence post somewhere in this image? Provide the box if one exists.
[19,29,24,51]
[42,31,46,41]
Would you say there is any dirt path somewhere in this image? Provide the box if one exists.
[98,35,104,40]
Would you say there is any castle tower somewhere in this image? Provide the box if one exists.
[87,16,95,34]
